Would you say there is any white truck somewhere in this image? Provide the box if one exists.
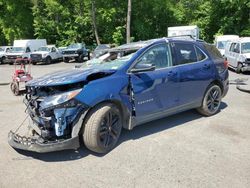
[224,37,250,73]
[6,39,47,64]
[168,25,200,39]
[215,35,239,56]
[0,46,12,64]
[30,45,63,65]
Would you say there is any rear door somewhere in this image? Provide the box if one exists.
[129,43,180,122]
[172,42,214,106]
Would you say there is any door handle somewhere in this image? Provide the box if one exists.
[168,71,177,77]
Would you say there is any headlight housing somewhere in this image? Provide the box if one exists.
[40,89,82,110]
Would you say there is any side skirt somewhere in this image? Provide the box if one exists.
[132,101,201,129]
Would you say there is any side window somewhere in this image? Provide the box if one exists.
[195,46,206,61]
[234,43,240,53]
[51,47,56,52]
[229,43,236,52]
[6,48,10,52]
[174,43,197,65]
[203,44,223,60]
[135,44,172,69]
[26,47,31,53]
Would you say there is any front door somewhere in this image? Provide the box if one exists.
[129,43,180,123]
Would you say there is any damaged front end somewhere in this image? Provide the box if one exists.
[8,82,89,153]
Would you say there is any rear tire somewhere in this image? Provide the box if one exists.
[197,84,222,116]
[83,104,122,153]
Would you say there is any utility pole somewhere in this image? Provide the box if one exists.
[91,0,100,45]
[126,0,131,44]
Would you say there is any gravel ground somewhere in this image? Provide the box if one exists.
[0,62,250,188]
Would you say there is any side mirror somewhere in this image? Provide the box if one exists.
[130,64,156,73]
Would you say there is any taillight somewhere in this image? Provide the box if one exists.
[224,60,229,69]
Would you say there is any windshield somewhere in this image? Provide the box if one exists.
[95,44,110,51]
[38,47,50,52]
[241,42,250,54]
[81,52,134,70]
[217,41,228,49]
[68,43,82,49]
[11,47,25,53]
[0,47,4,52]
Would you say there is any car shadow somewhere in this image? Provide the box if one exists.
[14,102,228,162]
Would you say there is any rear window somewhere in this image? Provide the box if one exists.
[203,44,223,59]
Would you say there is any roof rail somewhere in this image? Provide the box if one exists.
[168,35,205,42]
[168,35,196,39]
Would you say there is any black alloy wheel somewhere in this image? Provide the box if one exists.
[99,110,121,149]
[197,84,222,116]
[83,104,122,153]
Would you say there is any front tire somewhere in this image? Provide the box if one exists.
[63,57,69,63]
[197,84,222,116]
[10,82,19,96]
[236,63,242,74]
[0,56,5,64]
[45,56,52,64]
[83,104,122,153]
[78,54,84,62]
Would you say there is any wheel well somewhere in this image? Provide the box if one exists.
[211,80,223,92]
[85,100,130,129]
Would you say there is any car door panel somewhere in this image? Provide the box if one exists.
[172,42,214,106]
[131,67,180,118]
[129,43,180,122]
[178,60,214,105]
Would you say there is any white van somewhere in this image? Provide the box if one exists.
[0,46,12,64]
[215,35,239,56]
[6,39,47,64]
[168,25,199,39]
[224,37,250,73]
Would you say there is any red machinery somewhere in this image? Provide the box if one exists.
[10,58,33,95]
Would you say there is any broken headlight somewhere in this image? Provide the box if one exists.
[40,89,82,110]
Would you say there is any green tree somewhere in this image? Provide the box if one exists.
[0,0,34,45]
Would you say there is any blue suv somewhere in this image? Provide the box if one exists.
[8,37,229,153]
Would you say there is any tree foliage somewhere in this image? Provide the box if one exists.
[0,0,249,46]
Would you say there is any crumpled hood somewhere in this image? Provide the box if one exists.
[26,68,115,87]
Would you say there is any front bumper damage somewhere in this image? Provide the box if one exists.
[8,131,79,153]
[8,84,88,153]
